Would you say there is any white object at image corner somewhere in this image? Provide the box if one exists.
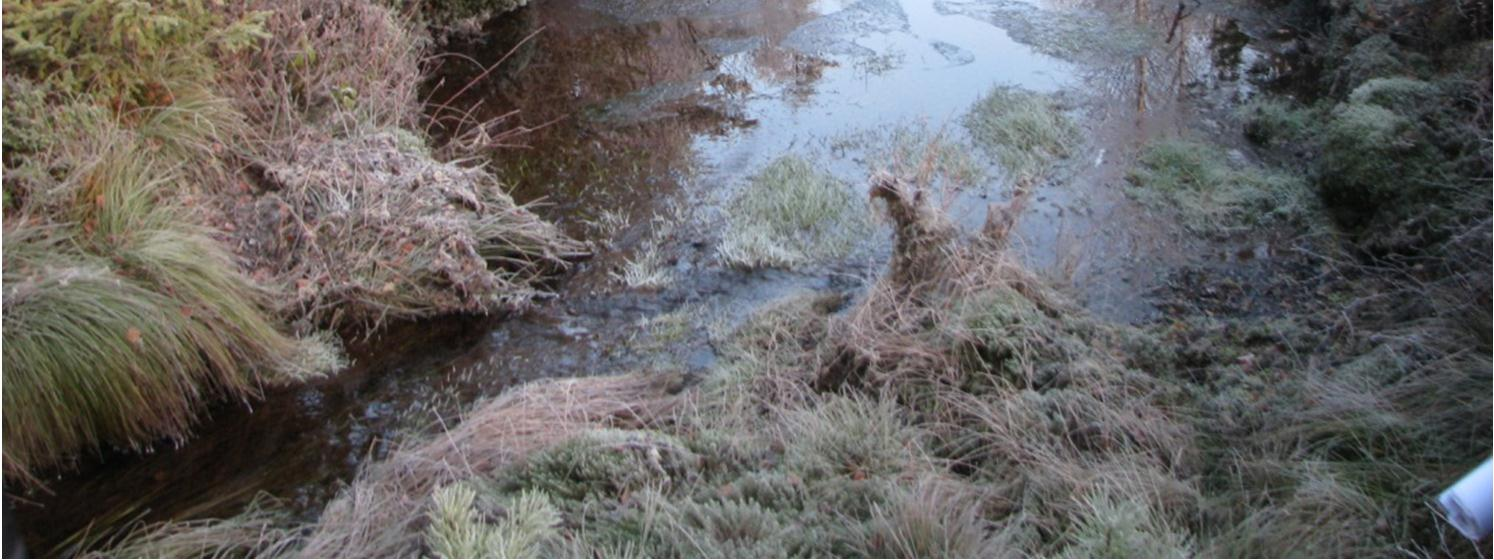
[1438,458,1493,541]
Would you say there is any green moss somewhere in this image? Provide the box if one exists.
[1328,34,1416,94]
[2,76,53,156]
[957,286,1056,384]
[1315,75,1488,248]
[1347,77,1441,109]
[1238,97,1317,147]
[1125,138,1318,237]
[2,0,268,100]
[1317,102,1419,207]
[712,470,808,511]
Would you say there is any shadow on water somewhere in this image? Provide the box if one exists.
[14,0,1288,554]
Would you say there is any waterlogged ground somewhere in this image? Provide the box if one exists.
[17,0,1291,553]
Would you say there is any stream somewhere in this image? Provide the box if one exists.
[14,0,1290,554]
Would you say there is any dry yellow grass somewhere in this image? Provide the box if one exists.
[295,373,682,557]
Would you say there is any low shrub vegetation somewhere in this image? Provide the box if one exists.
[1239,0,1491,252]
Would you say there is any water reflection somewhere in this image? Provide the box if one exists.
[425,0,837,240]
[1049,0,1259,130]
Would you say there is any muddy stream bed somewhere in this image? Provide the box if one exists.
[15,0,1295,553]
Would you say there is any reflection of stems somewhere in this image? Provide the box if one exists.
[1164,0,1202,43]
[439,26,548,109]
[1165,2,1185,42]
[1135,56,1148,115]
[1171,39,1187,95]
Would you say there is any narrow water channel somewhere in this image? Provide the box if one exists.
[14,0,1282,554]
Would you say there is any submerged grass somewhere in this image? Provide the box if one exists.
[717,156,870,269]
[964,86,1079,182]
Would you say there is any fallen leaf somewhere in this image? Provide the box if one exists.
[125,328,143,346]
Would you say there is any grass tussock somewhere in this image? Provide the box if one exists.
[614,245,675,289]
[233,131,587,327]
[854,476,1018,558]
[425,485,560,559]
[1125,138,1320,237]
[293,373,683,558]
[964,86,1079,182]
[717,156,870,269]
[1238,97,1318,148]
[80,499,299,559]
[2,120,342,478]
[1058,490,1193,558]
[2,0,584,479]
[611,203,687,290]
[881,124,987,192]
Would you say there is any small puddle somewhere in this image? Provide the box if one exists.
[14,0,1282,553]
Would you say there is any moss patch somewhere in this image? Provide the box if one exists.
[1125,138,1319,237]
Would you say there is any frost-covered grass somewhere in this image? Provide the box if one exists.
[613,245,674,289]
[717,156,870,269]
[965,86,1079,182]
[425,485,560,559]
[93,170,1491,558]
